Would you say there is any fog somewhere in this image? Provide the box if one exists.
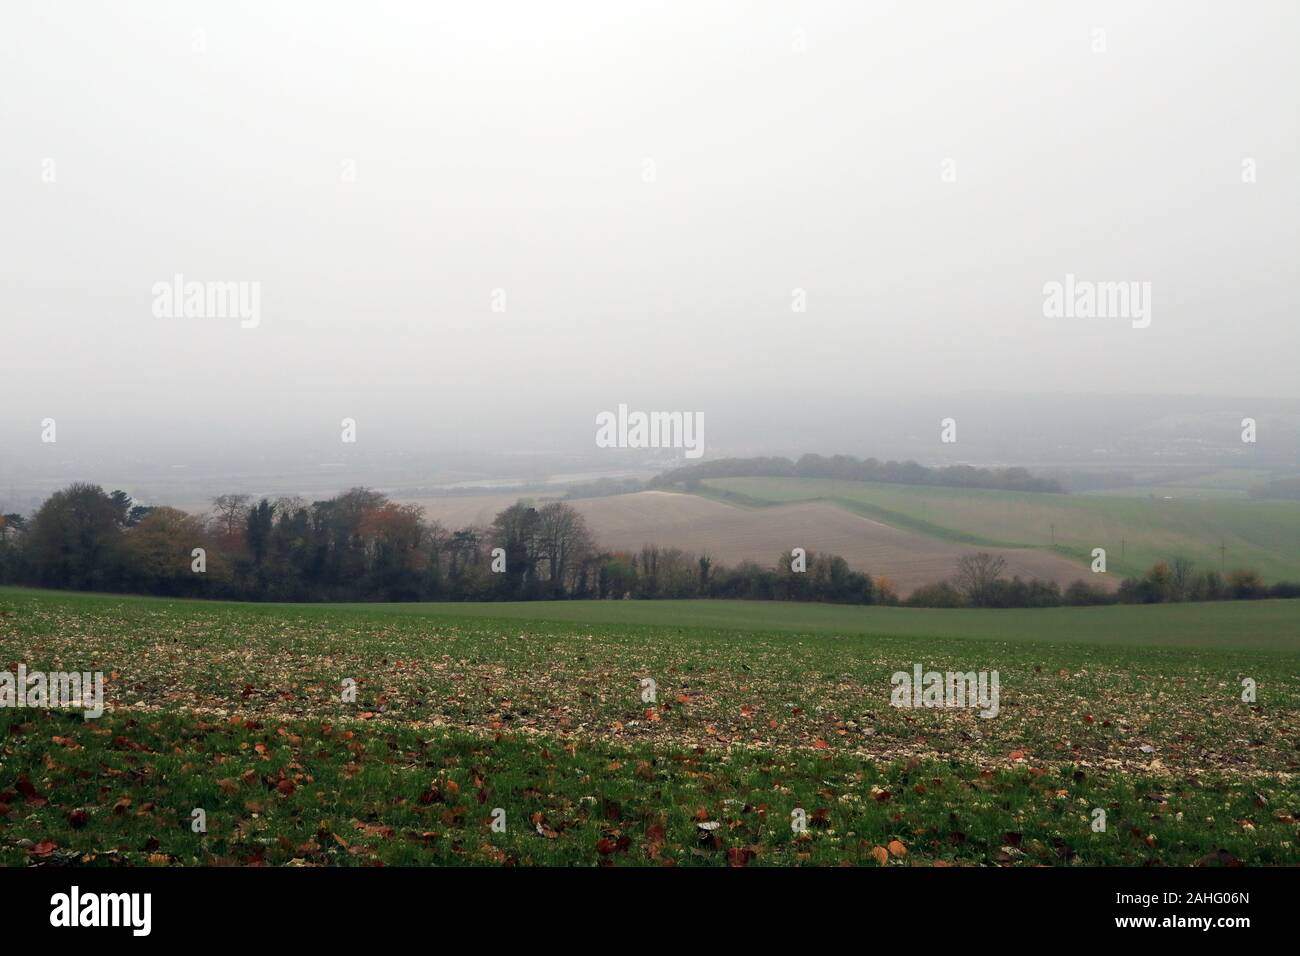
[2,0,1298,489]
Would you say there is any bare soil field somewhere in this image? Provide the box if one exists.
[403,491,1109,596]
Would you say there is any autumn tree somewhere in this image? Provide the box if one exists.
[1143,560,1173,603]
[874,575,899,605]
[358,502,428,600]
[124,506,222,594]
[1227,568,1266,599]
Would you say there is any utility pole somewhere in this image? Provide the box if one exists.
[1219,540,1226,573]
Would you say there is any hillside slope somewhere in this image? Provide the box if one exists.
[399,489,1106,596]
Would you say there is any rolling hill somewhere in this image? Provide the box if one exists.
[399,489,1111,596]
[695,477,1300,582]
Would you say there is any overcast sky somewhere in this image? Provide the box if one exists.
[2,0,1297,464]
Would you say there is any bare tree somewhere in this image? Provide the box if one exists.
[209,493,251,541]
[1169,556,1195,601]
[954,552,1006,607]
[535,501,593,595]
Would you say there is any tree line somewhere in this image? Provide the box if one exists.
[653,454,1064,493]
[0,483,875,604]
[907,552,1298,607]
[1,483,1294,607]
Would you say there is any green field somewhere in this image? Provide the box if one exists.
[698,476,1300,582]
[1082,468,1285,500]
[1,587,1297,866]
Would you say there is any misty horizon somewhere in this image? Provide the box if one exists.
[4,3,1299,487]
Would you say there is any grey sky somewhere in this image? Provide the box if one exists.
[2,0,1297,468]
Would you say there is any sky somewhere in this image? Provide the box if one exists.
[2,0,1297,472]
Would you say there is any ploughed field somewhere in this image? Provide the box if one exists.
[1,587,1297,866]
[699,477,1300,583]
[400,490,1111,596]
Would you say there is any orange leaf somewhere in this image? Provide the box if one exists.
[726,847,756,867]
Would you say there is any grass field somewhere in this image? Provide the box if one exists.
[1082,468,1284,500]
[1,587,1297,866]
[699,476,1300,582]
